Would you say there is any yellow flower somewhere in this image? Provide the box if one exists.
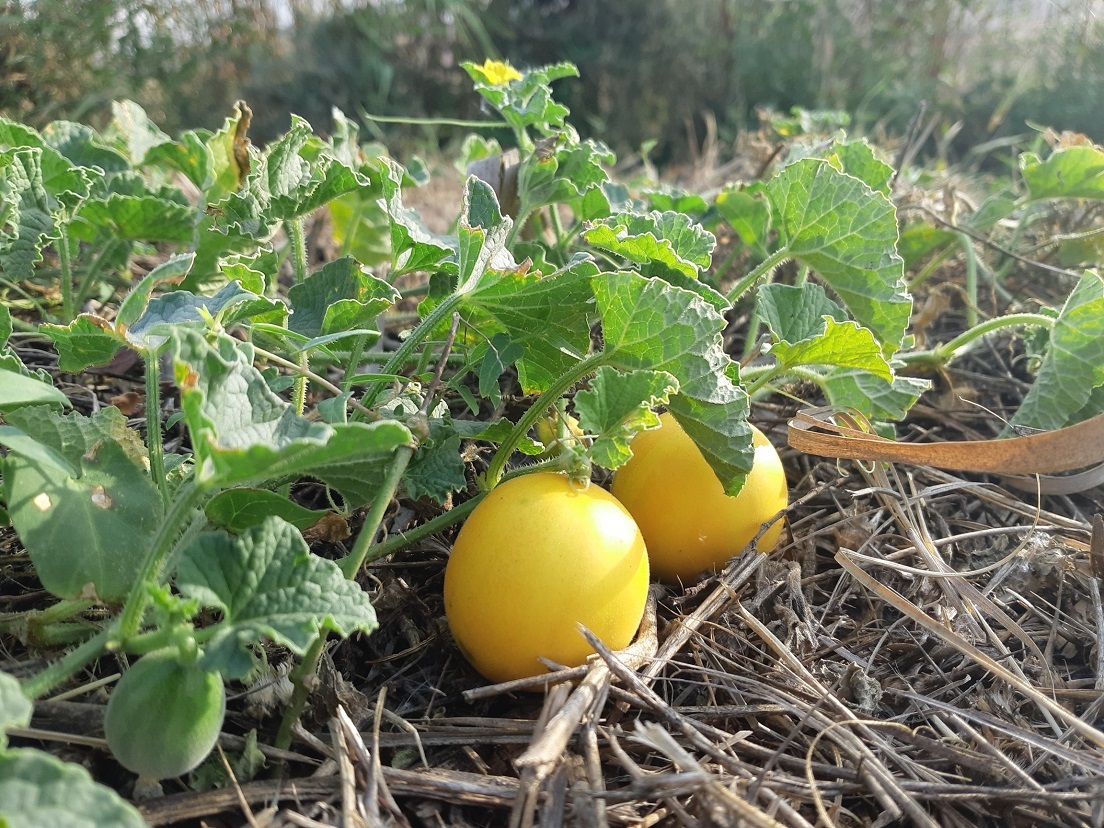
[478,59,523,86]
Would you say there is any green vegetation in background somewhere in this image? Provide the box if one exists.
[2,1,1102,162]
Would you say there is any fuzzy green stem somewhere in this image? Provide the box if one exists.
[145,349,168,504]
[339,446,415,580]
[114,479,207,642]
[369,494,483,562]
[359,111,510,129]
[906,245,954,291]
[900,312,1055,369]
[22,626,114,700]
[725,248,789,304]
[547,204,567,254]
[293,351,309,417]
[287,217,309,285]
[275,633,327,750]
[287,218,310,413]
[743,362,786,397]
[253,345,377,420]
[363,292,465,407]
[0,599,96,647]
[711,245,745,286]
[58,225,75,322]
[505,205,534,249]
[959,233,979,329]
[73,238,128,313]
[484,351,607,488]
[342,334,369,393]
[358,456,565,564]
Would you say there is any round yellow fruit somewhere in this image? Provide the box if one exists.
[444,472,649,683]
[611,412,787,581]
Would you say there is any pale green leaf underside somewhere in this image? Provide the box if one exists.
[0,672,31,740]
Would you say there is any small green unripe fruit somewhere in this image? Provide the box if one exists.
[104,649,226,780]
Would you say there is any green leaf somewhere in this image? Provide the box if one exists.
[897,222,956,269]
[328,191,390,267]
[204,488,332,534]
[0,366,71,412]
[78,194,195,242]
[2,404,147,470]
[822,369,931,421]
[206,103,251,201]
[766,158,911,352]
[117,252,196,328]
[109,100,172,165]
[583,210,724,308]
[770,319,892,379]
[379,157,458,275]
[643,188,710,218]
[171,329,411,501]
[593,271,753,494]
[40,120,129,172]
[459,261,596,394]
[404,427,466,504]
[42,254,198,370]
[462,60,578,138]
[455,417,544,455]
[218,116,371,239]
[0,305,10,349]
[0,749,147,828]
[1011,271,1104,430]
[573,366,679,470]
[129,280,282,351]
[757,282,845,342]
[0,671,31,748]
[42,316,124,373]
[0,418,162,601]
[464,175,504,230]
[0,147,96,280]
[756,283,891,378]
[176,517,378,679]
[715,183,771,250]
[477,332,524,407]
[1021,145,1104,201]
[828,140,893,195]
[287,257,399,338]
[517,137,614,212]
[454,180,515,291]
[144,129,215,191]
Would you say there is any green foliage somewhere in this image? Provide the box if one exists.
[0,670,145,825]
[176,517,379,678]
[2,56,1104,816]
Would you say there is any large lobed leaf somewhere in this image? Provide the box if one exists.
[176,517,378,679]
[756,283,892,379]
[593,271,753,494]
[765,158,911,352]
[573,366,679,470]
[0,407,163,601]
[171,328,412,503]
[1021,145,1104,201]
[0,749,146,828]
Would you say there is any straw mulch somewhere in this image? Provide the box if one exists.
[6,198,1104,828]
[119,408,1104,828]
